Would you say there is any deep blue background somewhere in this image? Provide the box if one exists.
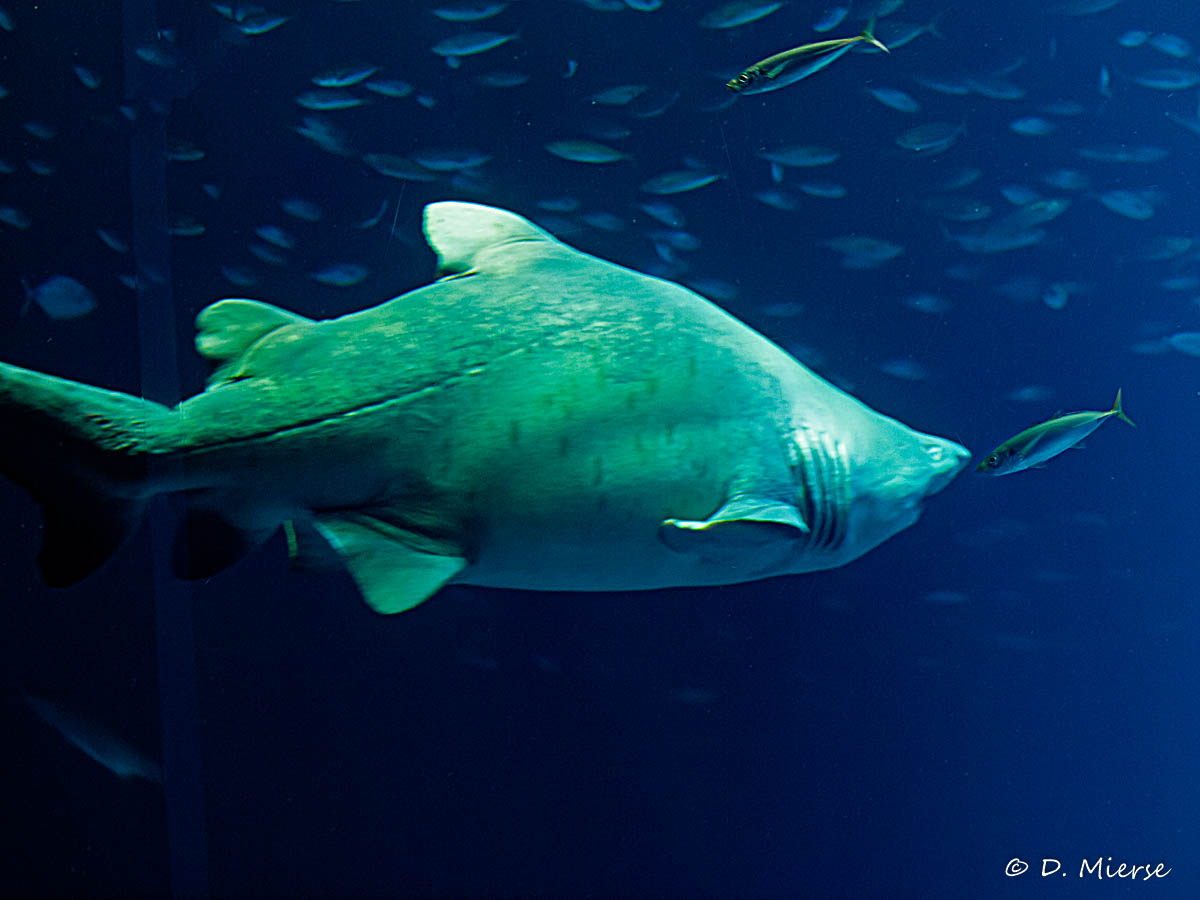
[1,0,1195,897]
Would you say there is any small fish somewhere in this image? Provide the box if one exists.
[0,205,31,229]
[896,121,963,154]
[312,64,378,88]
[976,390,1134,476]
[544,139,628,164]
[866,85,920,113]
[364,79,414,98]
[727,17,887,93]
[311,262,370,287]
[363,153,439,181]
[295,89,365,111]
[21,690,162,783]
[20,275,98,319]
[757,144,839,167]
[1130,68,1200,91]
[698,1,785,30]
[1010,116,1057,137]
[430,1,509,23]
[236,13,290,35]
[1096,189,1155,221]
[430,31,517,58]
[640,169,724,194]
[590,84,647,105]
[73,65,102,89]
[280,197,323,222]
[410,147,492,171]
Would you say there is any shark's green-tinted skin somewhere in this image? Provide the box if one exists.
[976,389,1135,476]
[0,202,968,614]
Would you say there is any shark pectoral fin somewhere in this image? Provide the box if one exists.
[658,495,809,555]
[193,298,313,386]
[312,514,466,614]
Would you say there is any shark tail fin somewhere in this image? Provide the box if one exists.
[0,361,173,586]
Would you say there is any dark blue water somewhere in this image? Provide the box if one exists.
[1,0,1195,897]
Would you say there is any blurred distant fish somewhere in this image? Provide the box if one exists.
[354,198,389,229]
[726,17,887,94]
[312,64,378,88]
[294,115,355,156]
[0,8,11,31]
[1076,144,1167,164]
[235,12,290,35]
[0,205,31,230]
[431,1,509,22]
[698,1,784,29]
[545,139,628,163]
[364,79,414,98]
[411,147,492,171]
[96,228,130,254]
[640,169,723,194]
[21,690,162,783]
[311,262,370,287]
[812,4,849,32]
[591,84,647,105]
[20,275,98,320]
[72,65,101,89]
[363,153,439,181]
[431,31,517,59]
[1049,0,1122,14]
[1095,189,1155,220]
[976,390,1134,475]
[296,89,365,111]
[1129,68,1200,91]
[1147,32,1191,58]
[758,144,839,167]
[821,235,903,268]
[895,121,964,155]
[280,196,323,222]
[866,85,920,113]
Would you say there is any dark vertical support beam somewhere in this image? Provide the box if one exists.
[123,3,209,897]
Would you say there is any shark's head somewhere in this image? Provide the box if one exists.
[786,407,970,571]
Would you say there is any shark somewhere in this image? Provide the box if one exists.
[0,201,970,614]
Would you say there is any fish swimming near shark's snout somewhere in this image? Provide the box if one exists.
[0,201,969,613]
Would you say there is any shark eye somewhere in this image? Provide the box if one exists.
[987,454,1000,467]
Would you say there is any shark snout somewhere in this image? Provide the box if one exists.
[922,438,972,497]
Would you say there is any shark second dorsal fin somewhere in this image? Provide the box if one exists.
[194,299,312,386]
[423,202,554,277]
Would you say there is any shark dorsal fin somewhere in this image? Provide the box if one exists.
[194,299,312,386]
[423,201,554,277]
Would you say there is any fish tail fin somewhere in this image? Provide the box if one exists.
[862,16,890,53]
[0,360,174,586]
[1111,387,1136,428]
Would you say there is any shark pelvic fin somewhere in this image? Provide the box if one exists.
[312,513,466,614]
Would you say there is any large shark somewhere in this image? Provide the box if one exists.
[0,201,969,613]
